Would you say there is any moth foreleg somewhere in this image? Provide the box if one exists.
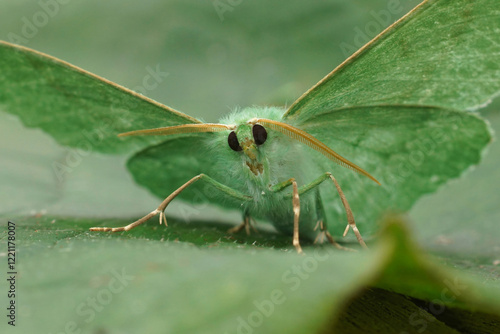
[270,178,303,254]
[313,220,356,252]
[291,179,302,254]
[285,172,368,250]
[228,215,258,235]
[90,173,251,233]
[326,173,368,249]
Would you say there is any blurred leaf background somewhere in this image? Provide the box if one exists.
[1,0,499,333]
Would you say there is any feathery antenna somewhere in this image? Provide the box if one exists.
[118,123,232,137]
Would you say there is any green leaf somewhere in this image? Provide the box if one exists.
[3,214,499,334]
[285,0,500,122]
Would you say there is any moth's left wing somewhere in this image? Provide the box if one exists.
[299,106,491,237]
[284,0,500,123]
[0,41,202,155]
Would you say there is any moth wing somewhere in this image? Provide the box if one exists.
[283,0,500,123]
[300,106,491,238]
[126,135,243,210]
[0,41,201,154]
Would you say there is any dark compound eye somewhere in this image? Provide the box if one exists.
[252,124,267,146]
[228,131,242,151]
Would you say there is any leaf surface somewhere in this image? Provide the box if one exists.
[2,214,499,334]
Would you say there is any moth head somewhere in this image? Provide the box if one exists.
[228,124,267,154]
[227,123,268,175]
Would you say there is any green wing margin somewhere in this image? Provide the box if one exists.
[0,41,201,155]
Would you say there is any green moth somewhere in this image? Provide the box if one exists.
[0,0,498,253]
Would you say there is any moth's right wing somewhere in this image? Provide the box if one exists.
[0,41,201,155]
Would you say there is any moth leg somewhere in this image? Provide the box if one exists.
[227,216,249,234]
[270,178,303,254]
[291,179,303,254]
[228,215,258,235]
[285,172,367,249]
[313,220,326,244]
[327,173,368,249]
[314,220,356,252]
[313,193,326,244]
[90,174,251,233]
